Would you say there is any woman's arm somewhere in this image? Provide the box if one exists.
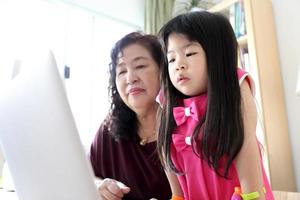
[235,81,265,199]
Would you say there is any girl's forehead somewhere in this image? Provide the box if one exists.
[167,33,190,42]
[167,34,201,53]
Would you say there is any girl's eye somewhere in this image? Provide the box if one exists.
[168,58,175,63]
[186,52,197,57]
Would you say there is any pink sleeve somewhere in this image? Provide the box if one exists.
[237,68,255,96]
[156,89,165,107]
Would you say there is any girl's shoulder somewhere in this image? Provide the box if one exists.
[237,68,255,96]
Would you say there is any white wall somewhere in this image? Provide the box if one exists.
[272,0,300,191]
[60,0,145,29]
[0,149,3,176]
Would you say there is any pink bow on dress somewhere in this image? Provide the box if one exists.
[173,101,200,126]
[172,98,203,152]
[172,133,193,152]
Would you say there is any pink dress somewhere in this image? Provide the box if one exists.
[171,69,274,200]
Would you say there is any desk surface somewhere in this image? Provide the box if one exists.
[1,189,299,200]
[274,191,300,200]
[0,189,18,200]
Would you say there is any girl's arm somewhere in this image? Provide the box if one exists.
[164,170,184,200]
[235,81,265,200]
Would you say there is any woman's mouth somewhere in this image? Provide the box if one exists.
[128,87,145,96]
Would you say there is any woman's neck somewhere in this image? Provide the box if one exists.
[136,103,158,125]
[136,104,158,145]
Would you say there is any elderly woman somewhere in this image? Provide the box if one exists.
[89,32,171,200]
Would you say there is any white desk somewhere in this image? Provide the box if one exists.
[0,189,18,200]
[273,191,300,200]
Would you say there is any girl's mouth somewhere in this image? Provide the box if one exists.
[177,76,190,84]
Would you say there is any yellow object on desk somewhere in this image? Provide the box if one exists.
[171,194,184,200]
[241,191,260,200]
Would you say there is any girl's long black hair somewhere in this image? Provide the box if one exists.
[157,11,244,177]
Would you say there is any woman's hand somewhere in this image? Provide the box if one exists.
[95,178,130,200]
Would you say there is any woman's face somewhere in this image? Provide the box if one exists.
[115,43,160,113]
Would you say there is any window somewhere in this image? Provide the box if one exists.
[0,0,137,147]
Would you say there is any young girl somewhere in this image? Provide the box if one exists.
[157,11,274,200]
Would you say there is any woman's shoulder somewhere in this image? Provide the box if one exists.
[90,120,129,162]
[94,116,137,146]
[92,116,117,145]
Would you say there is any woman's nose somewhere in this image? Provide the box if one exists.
[126,70,138,85]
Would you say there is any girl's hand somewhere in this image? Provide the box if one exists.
[95,178,130,200]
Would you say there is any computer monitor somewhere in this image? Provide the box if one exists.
[0,51,99,200]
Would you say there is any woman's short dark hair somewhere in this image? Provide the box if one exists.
[158,11,243,178]
[106,31,165,141]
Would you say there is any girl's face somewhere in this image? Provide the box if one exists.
[167,33,208,96]
[115,43,160,113]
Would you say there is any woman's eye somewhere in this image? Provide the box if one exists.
[118,70,126,76]
[136,65,146,69]
[168,58,175,63]
[186,52,197,57]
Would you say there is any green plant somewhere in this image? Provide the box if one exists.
[172,0,215,17]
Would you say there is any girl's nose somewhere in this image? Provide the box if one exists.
[175,56,188,71]
[176,63,187,71]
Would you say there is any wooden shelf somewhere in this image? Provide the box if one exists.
[208,0,240,12]
[237,34,247,47]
